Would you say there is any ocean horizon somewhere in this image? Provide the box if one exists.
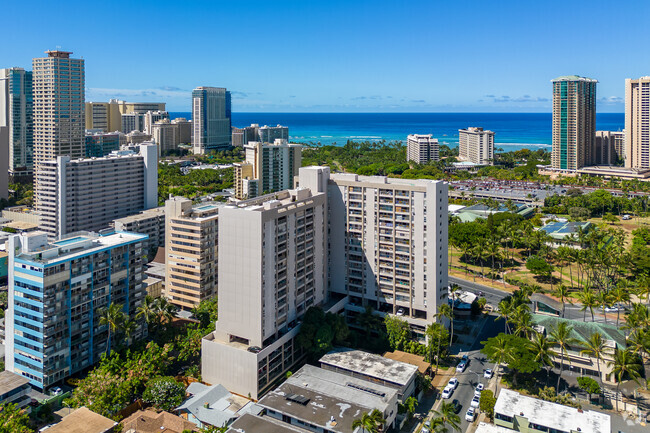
[169,112,625,152]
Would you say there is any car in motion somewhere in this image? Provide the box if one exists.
[450,399,462,414]
[456,361,467,373]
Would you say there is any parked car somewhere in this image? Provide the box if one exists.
[465,407,476,422]
[51,387,62,396]
[456,361,467,373]
[484,369,493,378]
[396,308,405,316]
[448,377,459,389]
[247,346,262,353]
[441,386,454,399]
[471,395,481,408]
[450,399,462,414]
[474,383,484,397]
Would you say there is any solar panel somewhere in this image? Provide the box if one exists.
[285,393,310,405]
[346,382,387,398]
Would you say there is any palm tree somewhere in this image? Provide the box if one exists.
[530,332,555,386]
[497,298,515,334]
[610,283,631,326]
[426,323,447,373]
[431,401,461,432]
[511,305,533,338]
[595,291,613,324]
[487,334,510,396]
[552,285,572,318]
[437,303,454,348]
[608,349,642,412]
[574,286,597,321]
[548,322,579,393]
[99,303,125,355]
[154,297,178,326]
[136,295,158,326]
[352,409,385,433]
[402,396,417,420]
[580,332,609,388]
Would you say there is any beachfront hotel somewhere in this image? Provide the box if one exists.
[551,75,597,171]
[625,76,650,169]
[406,133,439,164]
[458,127,495,165]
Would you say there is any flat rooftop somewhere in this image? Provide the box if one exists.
[15,231,147,266]
[494,389,610,433]
[45,407,117,433]
[258,365,396,432]
[226,413,310,433]
[320,348,418,386]
[113,207,165,224]
[0,370,30,395]
[475,422,516,433]
[329,172,444,188]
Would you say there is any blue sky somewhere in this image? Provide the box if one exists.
[3,0,648,112]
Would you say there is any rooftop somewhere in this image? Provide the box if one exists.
[329,172,445,189]
[382,351,430,375]
[552,75,598,83]
[532,314,626,350]
[177,383,251,428]
[0,370,30,396]
[15,231,147,266]
[226,413,310,433]
[45,407,116,433]
[257,364,397,433]
[494,389,610,433]
[475,422,516,433]
[319,348,418,386]
[113,207,165,224]
[121,409,198,433]
[539,221,592,240]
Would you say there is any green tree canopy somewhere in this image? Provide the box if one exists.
[142,376,186,412]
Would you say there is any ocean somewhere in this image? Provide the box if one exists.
[169,112,625,152]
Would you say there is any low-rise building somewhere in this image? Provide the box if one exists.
[257,365,399,433]
[531,315,624,384]
[176,382,255,429]
[0,370,32,410]
[319,348,418,401]
[121,409,198,433]
[494,388,610,433]
[46,407,117,433]
[226,413,311,433]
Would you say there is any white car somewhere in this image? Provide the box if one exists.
[465,407,476,422]
[396,308,405,316]
[471,395,480,408]
[474,383,484,397]
[448,377,459,390]
[441,386,454,399]
[484,369,493,379]
[51,387,63,396]
[456,361,467,373]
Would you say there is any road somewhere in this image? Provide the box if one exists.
[448,275,612,324]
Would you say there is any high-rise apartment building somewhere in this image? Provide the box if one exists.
[85,131,124,158]
[551,75,597,171]
[192,87,231,154]
[151,118,178,156]
[625,77,650,169]
[113,206,165,261]
[233,139,302,199]
[165,197,221,310]
[172,117,192,144]
[36,144,158,240]
[202,166,449,399]
[202,184,328,399]
[593,131,624,166]
[406,134,439,164]
[0,127,7,200]
[0,68,33,179]
[458,127,495,165]
[6,230,148,390]
[327,172,448,325]
[259,124,289,143]
[143,111,169,135]
[121,112,145,133]
[32,51,85,172]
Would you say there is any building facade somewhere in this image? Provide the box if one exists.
[165,198,220,310]
[593,131,624,166]
[551,76,597,171]
[327,172,448,323]
[0,68,33,179]
[113,206,165,260]
[121,112,145,133]
[625,76,650,169]
[202,186,328,399]
[259,124,289,143]
[6,231,148,390]
[143,110,169,135]
[172,117,192,144]
[84,101,121,132]
[192,87,231,154]
[458,127,495,165]
[85,131,123,158]
[32,51,85,173]
[37,144,158,240]
[151,118,178,156]
[406,134,439,164]
[233,140,302,200]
